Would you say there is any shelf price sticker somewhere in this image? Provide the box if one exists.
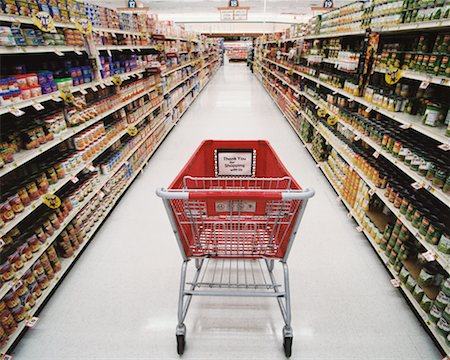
[32,11,55,32]
[423,250,436,262]
[9,108,25,117]
[80,88,88,95]
[411,181,423,190]
[419,81,430,89]
[32,102,45,111]
[42,193,61,209]
[2,355,13,360]
[438,143,450,151]
[399,123,411,129]
[372,151,380,158]
[112,74,123,86]
[354,134,361,141]
[0,239,5,250]
[25,317,39,328]
[74,18,93,35]
[356,226,363,232]
[347,212,353,219]
[71,176,79,184]
[390,279,401,288]
[127,126,138,136]
[385,67,402,85]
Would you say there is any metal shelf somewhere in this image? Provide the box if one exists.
[0,68,146,116]
[0,82,160,178]
[0,45,86,55]
[374,66,450,87]
[262,57,450,145]
[256,71,450,356]
[0,97,163,237]
[303,19,450,40]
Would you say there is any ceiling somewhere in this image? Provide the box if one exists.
[89,0,352,17]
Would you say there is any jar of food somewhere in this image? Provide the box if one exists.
[413,284,424,302]
[399,267,410,283]
[35,226,47,243]
[0,261,14,282]
[18,243,32,261]
[443,278,450,297]
[437,317,450,337]
[438,232,450,254]
[426,222,444,245]
[0,309,17,335]
[405,275,417,292]
[17,187,31,207]
[419,213,431,236]
[25,181,40,200]
[420,294,433,312]
[412,209,423,229]
[37,274,49,290]
[8,194,24,214]
[417,264,438,287]
[30,283,42,299]
[8,251,24,271]
[32,261,45,277]
[435,291,450,310]
[4,291,20,309]
[0,200,15,222]
[399,226,410,242]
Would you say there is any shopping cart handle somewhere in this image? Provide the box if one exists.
[282,188,315,200]
[156,187,315,200]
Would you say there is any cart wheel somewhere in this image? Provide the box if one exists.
[283,336,292,358]
[176,334,185,355]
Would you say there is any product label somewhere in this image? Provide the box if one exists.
[25,317,39,328]
[216,150,254,177]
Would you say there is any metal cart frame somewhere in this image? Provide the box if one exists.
[157,140,314,357]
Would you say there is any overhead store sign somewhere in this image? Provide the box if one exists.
[323,0,334,8]
[218,6,250,21]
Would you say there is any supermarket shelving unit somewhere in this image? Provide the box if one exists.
[0,9,222,356]
[254,3,450,355]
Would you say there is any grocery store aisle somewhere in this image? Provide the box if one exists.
[13,63,442,360]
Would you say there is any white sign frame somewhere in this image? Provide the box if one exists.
[215,149,256,177]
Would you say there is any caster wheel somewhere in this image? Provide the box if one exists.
[283,336,292,358]
[176,334,185,355]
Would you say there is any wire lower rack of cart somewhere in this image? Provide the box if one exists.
[157,140,315,357]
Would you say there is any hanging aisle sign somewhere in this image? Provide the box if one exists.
[75,18,93,35]
[32,12,55,32]
[323,0,334,8]
[218,1,250,21]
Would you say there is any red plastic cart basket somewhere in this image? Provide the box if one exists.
[157,140,314,357]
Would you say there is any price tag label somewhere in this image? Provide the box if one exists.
[411,182,423,190]
[366,106,373,113]
[99,83,106,89]
[80,88,88,95]
[399,123,411,129]
[354,135,361,141]
[423,250,436,262]
[71,177,79,184]
[107,49,112,57]
[88,165,96,172]
[315,163,320,168]
[368,189,376,196]
[42,194,61,209]
[372,151,380,158]
[32,103,45,111]
[111,32,117,38]
[10,108,25,117]
[13,280,23,292]
[419,81,430,89]
[98,191,105,199]
[54,50,64,56]
[0,239,5,250]
[52,95,63,102]
[347,212,353,219]
[91,85,98,92]
[74,50,83,55]
[390,279,401,288]
[356,226,363,232]
[438,144,450,151]
[25,317,39,328]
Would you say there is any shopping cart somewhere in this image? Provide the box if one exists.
[156,140,314,357]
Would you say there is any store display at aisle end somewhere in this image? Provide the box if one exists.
[0,2,222,355]
[254,0,450,356]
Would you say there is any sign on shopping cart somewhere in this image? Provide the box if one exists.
[215,149,255,177]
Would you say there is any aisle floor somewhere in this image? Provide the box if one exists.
[13,63,442,359]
